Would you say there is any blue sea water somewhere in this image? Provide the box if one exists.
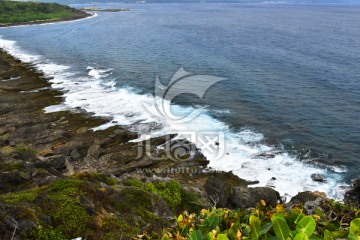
[1,3,360,199]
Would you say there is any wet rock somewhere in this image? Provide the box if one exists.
[231,187,281,208]
[247,180,260,185]
[311,173,326,182]
[256,152,276,158]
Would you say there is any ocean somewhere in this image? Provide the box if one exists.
[1,3,359,200]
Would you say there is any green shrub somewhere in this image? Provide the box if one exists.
[135,200,360,240]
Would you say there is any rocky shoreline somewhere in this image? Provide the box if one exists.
[0,49,359,239]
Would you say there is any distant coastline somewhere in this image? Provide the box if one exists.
[81,7,130,12]
[0,1,91,28]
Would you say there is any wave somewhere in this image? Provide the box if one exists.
[0,36,348,200]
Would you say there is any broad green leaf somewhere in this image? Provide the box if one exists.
[296,216,316,237]
[199,216,220,230]
[294,232,309,240]
[189,230,202,240]
[331,230,348,238]
[217,234,229,240]
[259,222,272,236]
[206,232,215,240]
[271,213,290,240]
[291,208,305,224]
[161,233,171,240]
[229,222,241,240]
[323,230,333,240]
[250,215,261,240]
[350,218,360,235]
[314,209,325,219]
[347,233,359,240]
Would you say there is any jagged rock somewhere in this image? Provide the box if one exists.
[311,173,326,182]
[46,155,66,170]
[0,171,28,185]
[70,150,81,160]
[290,191,327,204]
[345,177,360,204]
[204,171,248,208]
[47,167,62,178]
[303,198,326,215]
[31,168,39,177]
[231,187,281,208]
[0,207,17,240]
[256,152,276,158]
[86,144,103,159]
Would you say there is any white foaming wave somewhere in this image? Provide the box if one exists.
[87,66,113,79]
[0,36,348,200]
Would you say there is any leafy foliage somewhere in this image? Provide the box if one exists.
[136,200,360,239]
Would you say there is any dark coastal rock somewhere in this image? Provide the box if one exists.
[86,144,103,159]
[204,171,248,208]
[288,191,328,215]
[231,187,281,208]
[45,155,66,170]
[256,152,276,159]
[0,207,17,240]
[70,149,82,160]
[345,177,360,204]
[311,173,326,182]
[34,155,65,170]
[290,191,327,204]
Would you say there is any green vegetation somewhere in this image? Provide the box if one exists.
[1,173,359,239]
[137,200,360,240]
[123,178,206,213]
[0,174,201,239]
[0,1,88,25]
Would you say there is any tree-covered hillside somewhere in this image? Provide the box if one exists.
[0,1,89,25]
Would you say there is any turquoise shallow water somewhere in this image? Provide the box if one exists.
[1,3,359,198]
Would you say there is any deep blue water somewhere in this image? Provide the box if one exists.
[1,3,360,198]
